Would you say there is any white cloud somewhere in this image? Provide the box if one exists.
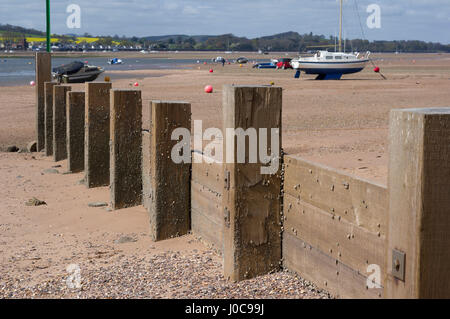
[182,5,199,15]
[164,1,179,11]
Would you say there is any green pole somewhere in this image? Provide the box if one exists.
[46,0,50,52]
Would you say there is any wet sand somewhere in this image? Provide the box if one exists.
[3,52,450,184]
[0,52,449,298]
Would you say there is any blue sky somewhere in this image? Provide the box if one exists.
[0,0,449,43]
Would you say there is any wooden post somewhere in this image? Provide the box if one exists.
[44,82,57,156]
[66,92,85,173]
[110,90,143,210]
[222,85,283,281]
[52,85,71,162]
[386,107,450,299]
[142,101,191,241]
[35,52,52,151]
[85,82,112,188]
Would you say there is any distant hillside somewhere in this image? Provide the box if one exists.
[0,24,45,37]
[1,24,449,53]
[141,34,213,42]
[259,31,303,40]
[142,31,450,53]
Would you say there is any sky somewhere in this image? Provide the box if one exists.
[0,0,449,43]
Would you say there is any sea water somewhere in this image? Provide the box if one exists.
[0,57,199,86]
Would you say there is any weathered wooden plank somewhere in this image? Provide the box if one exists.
[85,82,112,188]
[192,207,223,253]
[284,155,388,235]
[143,101,191,241]
[191,180,222,224]
[192,151,223,194]
[142,131,151,210]
[191,152,224,253]
[44,82,57,156]
[66,91,85,173]
[223,85,282,281]
[283,232,383,299]
[110,90,142,210]
[386,108,450,299]
[53,85,71,162]
[191,180,223,253]
[284,193,386,279]
[35,52,52,151]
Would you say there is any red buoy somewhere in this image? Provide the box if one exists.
[209,69,214,73]
[374,67,380,73]
[204,85,213,93]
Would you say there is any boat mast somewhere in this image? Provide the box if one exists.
[344,31,346,53]
[339,0,343,52]
[334,31,337,52]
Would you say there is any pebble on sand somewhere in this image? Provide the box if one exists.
[7,146,19,152]
[42,168,60,174]
[27,141,37,153]
[25,197,47,206]
[114,236,138,244]
[88,202,109,208]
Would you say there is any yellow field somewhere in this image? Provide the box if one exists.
[1,34,120,46]
[74,37,100,44]
[24,37,59,43]
[11,37,101,44]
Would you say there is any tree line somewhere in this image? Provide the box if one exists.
[1,24,449,53]
[142,32,450,53]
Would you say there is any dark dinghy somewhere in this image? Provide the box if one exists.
[52,61,105,83]
[236,57,248,64]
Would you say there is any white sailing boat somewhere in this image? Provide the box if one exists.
[291,0,370,80]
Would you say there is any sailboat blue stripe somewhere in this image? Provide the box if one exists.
[299,60,368,65]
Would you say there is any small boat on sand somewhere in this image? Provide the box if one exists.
[108,58,124,65]
[236,57,249,64]
[52,61,104,83]
[213,57,226,63]
[291,0,370,80]
[291,51,370,80]
[253,61,277,69]
[256,63,277,69]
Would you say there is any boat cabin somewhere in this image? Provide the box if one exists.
[315,51,359,61]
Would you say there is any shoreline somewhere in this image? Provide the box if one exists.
[2,51,449,62]
[2,52,450,183]
[1,51,450,299]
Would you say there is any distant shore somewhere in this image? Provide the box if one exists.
[0,51,288,60]
[2,50,449,60]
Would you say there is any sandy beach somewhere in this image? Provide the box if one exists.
[2,52,450,183]
[1,52,450,298]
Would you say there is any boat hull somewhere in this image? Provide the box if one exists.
[292,59,369,75]
[256,63,277,69]
[53,70,104,83]
[62,71,103,83]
